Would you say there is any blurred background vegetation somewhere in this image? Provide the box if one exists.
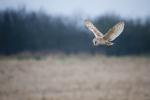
[0,8,150,55]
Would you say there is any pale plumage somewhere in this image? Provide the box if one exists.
[84,19,125,46]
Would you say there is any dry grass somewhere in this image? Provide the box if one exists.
[0,54,150,100]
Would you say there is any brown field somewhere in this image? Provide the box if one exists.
[0,54,150,100]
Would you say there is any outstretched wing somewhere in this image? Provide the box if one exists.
[103,21,125,41]
[84,19,104,38]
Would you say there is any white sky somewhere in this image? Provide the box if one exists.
[0,0,150,19]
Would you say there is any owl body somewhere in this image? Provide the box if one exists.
[84,20,124,46]
[93,38,113,46]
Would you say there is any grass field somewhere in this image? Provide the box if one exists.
[0,54,150,100]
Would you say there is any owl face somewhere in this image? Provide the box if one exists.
[93,38,100,46]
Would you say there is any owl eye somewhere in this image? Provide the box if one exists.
[94,40,97,45]
[94,40,99,45]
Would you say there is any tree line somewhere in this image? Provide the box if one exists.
[0,8,150,55]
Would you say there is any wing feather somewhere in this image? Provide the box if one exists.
[84,20,104,38]
[103,21,124,41]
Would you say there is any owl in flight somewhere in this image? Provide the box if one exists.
[84,20,125,46]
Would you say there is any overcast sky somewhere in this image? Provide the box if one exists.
[0,0,150,19]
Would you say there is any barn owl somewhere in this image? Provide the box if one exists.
[84,20,125,46]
